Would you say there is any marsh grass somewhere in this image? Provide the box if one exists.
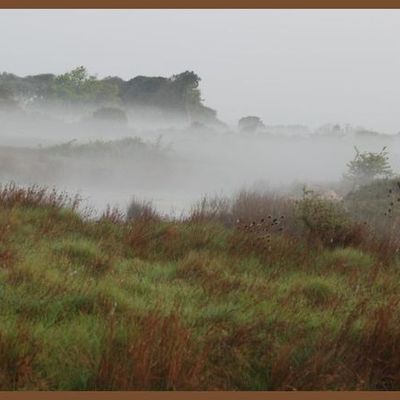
[1,183,400,389]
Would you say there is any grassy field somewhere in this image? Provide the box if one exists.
[1,182,400,390]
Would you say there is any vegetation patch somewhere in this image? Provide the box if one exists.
[0,183,399,390]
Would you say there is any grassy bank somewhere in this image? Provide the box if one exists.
[1,182,400,390]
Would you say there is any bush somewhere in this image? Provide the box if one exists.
[126,198,160,222]
[344,146,393,187]
[344,178,400,222]
[238,116,265,133]
[296,188,365,247]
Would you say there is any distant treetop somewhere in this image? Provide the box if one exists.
[238,116,266,133]
[0,66,219,125]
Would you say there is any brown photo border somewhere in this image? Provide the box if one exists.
[0,4,400,400]
[3,393,400,399]
[1,0,400,8]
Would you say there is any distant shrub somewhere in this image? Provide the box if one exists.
[344,178,400,222]
[296,187,365,247]
[238,116,265,133]
[342,179,400,257]
[344,146,393,187]
[126,198,160,222]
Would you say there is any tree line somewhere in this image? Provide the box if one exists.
[0,66,219,124]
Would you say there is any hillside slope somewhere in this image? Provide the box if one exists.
[1,184,400,390]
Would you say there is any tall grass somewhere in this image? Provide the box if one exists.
[0,182,400,390]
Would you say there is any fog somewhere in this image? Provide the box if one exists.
[1,104,400,216]
[1,10,400,215]
[2,10,400,132]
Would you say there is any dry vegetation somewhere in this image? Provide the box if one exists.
[0,179,400,390]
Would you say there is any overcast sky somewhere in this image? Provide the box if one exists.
[1,10,400,132]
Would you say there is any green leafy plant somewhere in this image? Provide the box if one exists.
[344,146,393,187]
[296,187,363,247]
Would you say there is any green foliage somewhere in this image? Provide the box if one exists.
[344,178,400,223]
[0,72,39,100]
[126,198,160,222]
[121,70,212,121]
[344,146,393,186]
[1,184,400,390]
[0,67,220,124]
[53,66,119,105]
[296,187,361,247]
[171,70,202,107]
[25,74,56,100]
